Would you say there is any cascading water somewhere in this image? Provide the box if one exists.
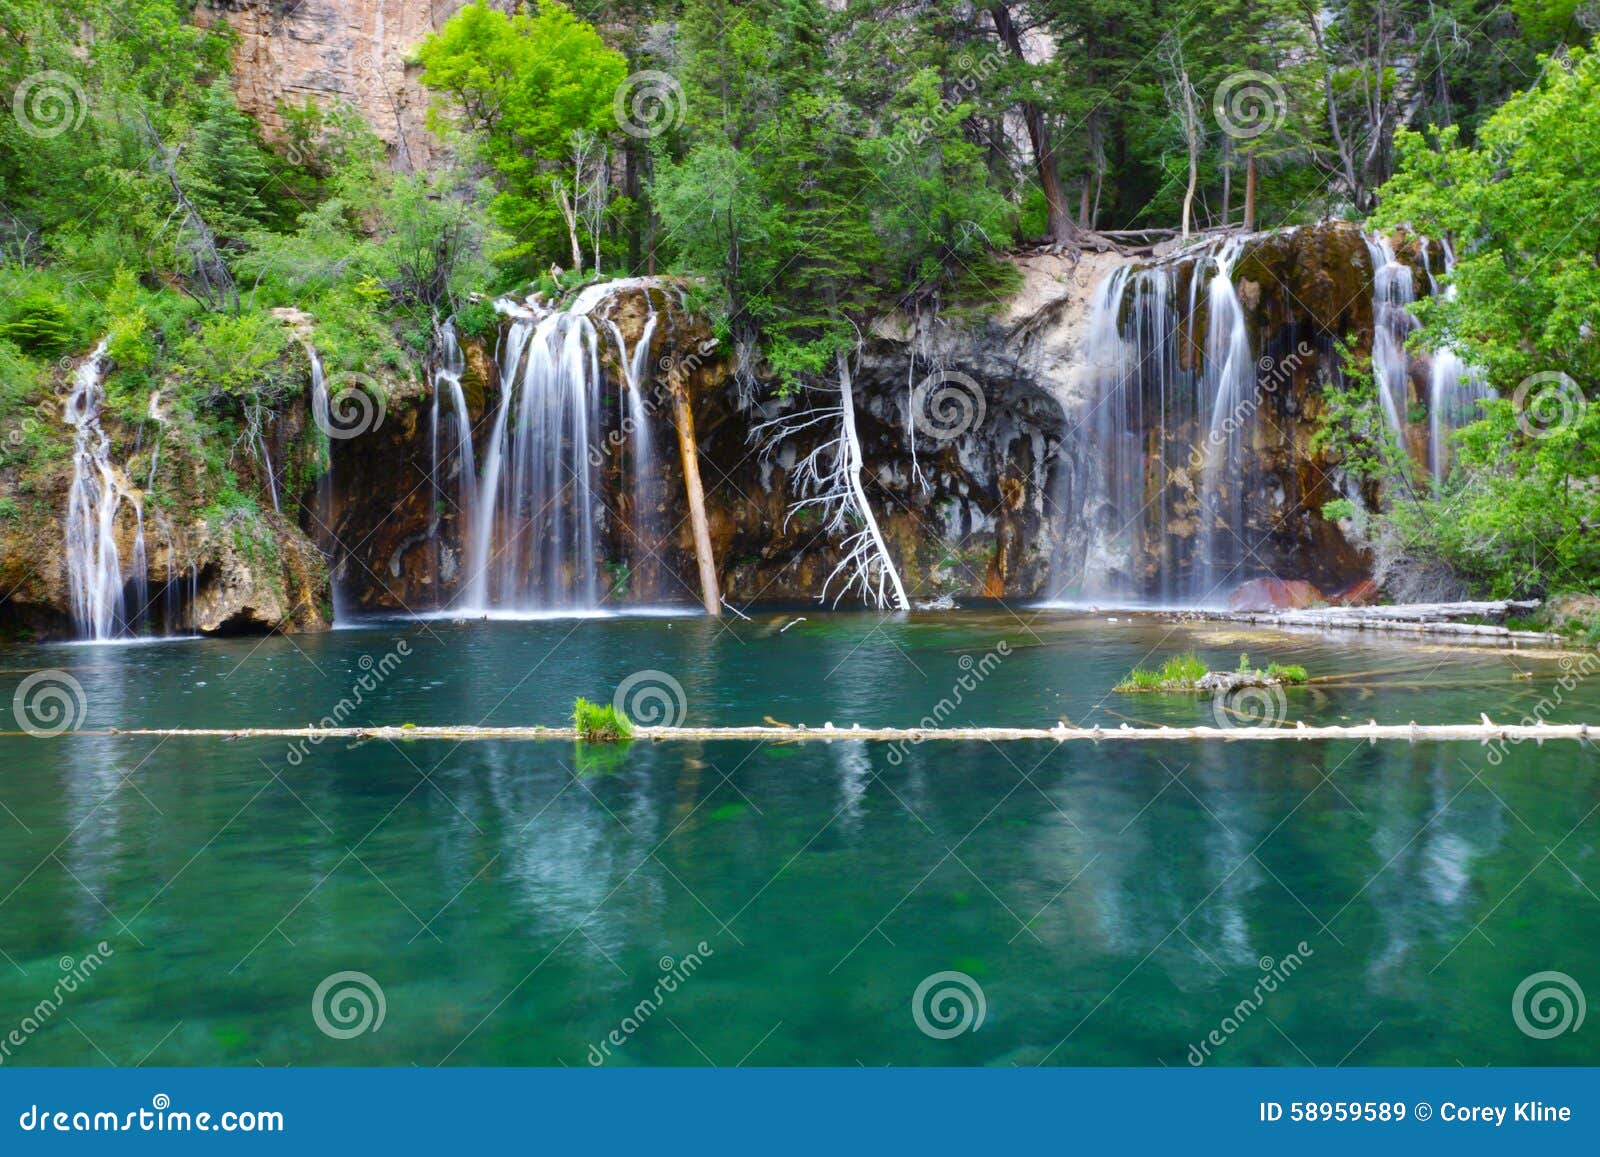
[464,302,603,611]
[1077,264,1193,601]
[1365,233,1421,435]
[453,281,666,613]
[1423,241,1491,482]
[305,346,346,619]
[1196,239,1254,599]
[1066,227,1479,605]
[604,304,661,592]
[64,340,147,639]
[429,323,478,572]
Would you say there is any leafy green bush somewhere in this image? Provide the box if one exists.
[572,697,633,742]
[0,292,76,354]
[1115,653,1209,692]
[453,298,499,340]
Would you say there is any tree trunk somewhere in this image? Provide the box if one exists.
[1179,69,1199,238]
[836,352,909,611]
[1243,154,1258,232]
[989,4,1080,247]
[1220,134,1233,226]
[669,366,721,616]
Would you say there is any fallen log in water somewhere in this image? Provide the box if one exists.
[1184,600,1563,645]
[8,719,1596,743]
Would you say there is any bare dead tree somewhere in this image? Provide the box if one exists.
[752,344,910,611]
[1161,39,1203,238]
[140,113,237,313]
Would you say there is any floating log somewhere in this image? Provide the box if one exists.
[9,719,1595,744]
[1183,600,1560,645]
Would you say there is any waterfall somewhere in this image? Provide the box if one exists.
[1424,241,1491,482]
[452,282,665,613]
[1077,264,1195,600]
[306,347,345,619]
[64,340,146,639]
[1365,233,1420,435]
[462,302,603,612]
[1063,228,1496,605]
[429,323,478,577]
[604,305,660,595]
[1196,239,1254,599]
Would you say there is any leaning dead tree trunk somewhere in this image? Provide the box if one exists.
[141,113,236,313]
[753,347,910,611]
[667,360,721,616]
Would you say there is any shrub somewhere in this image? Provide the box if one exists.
[0,292,75,354]
[1115,653,1209,692]
[572,697,633,741]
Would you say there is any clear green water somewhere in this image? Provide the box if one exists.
[1,611,1596,1066]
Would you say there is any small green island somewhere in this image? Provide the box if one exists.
[1115,653,1310,694]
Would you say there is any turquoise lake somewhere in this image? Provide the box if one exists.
[1,611,1596,1066]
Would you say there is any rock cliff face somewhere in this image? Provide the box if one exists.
[0,343,335,641]
[0,221,1447,638]
[202,0,461,169]
[328,221,1434,614]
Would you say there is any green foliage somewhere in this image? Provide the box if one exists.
[417,0,627,273]
[572,697,634,741]
[1320,42,1600,600]
[453,299,499,340]
[183,79,276,235]
[0,291,75,354]
[1115,652,1306,691]
[1377,46,1600,398]
[177,311,291,407]
[1115,653,1209,691]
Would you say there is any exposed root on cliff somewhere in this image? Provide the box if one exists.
[752,343,910,611]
